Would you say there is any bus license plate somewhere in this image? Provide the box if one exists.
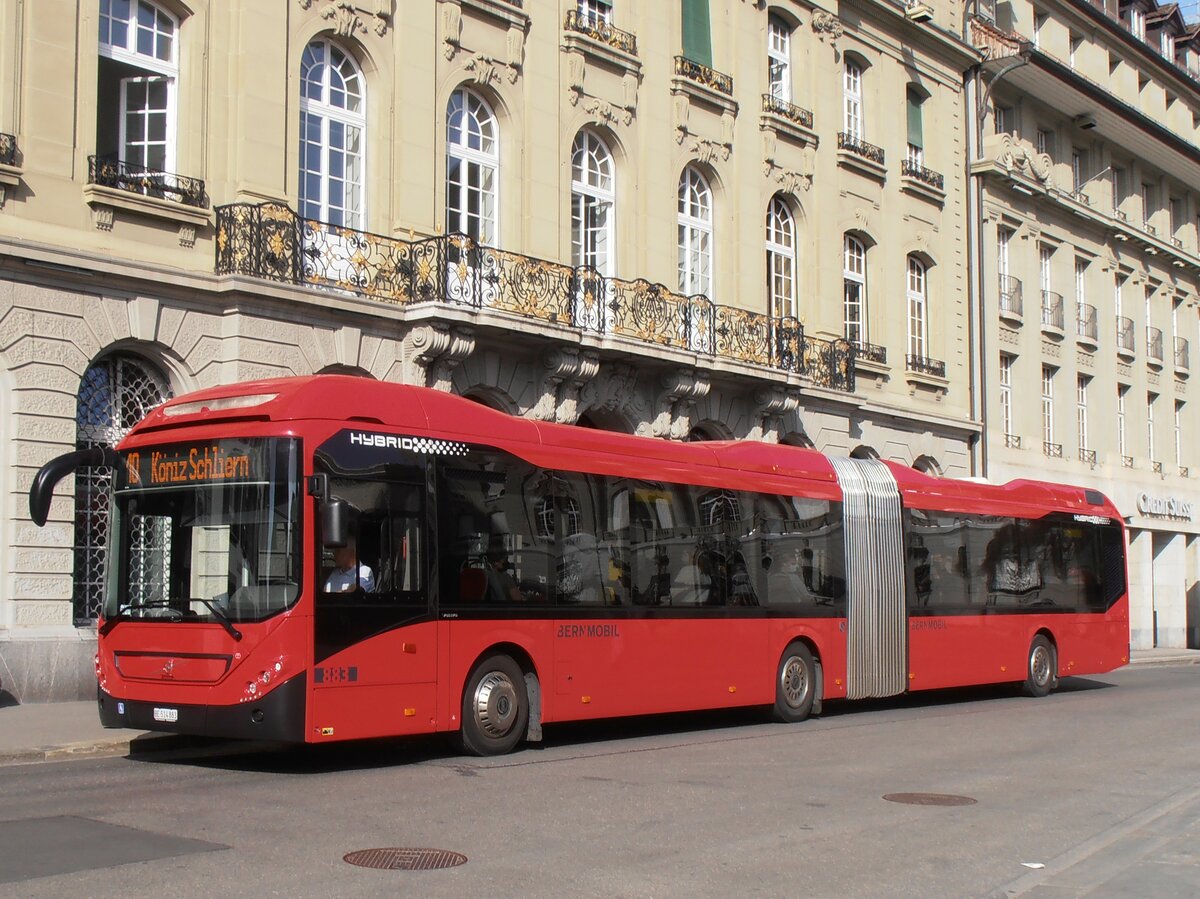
[152,707,179,723]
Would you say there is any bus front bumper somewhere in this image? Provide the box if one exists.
[97,673,306,743]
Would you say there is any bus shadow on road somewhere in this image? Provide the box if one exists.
[130,676,1116,775]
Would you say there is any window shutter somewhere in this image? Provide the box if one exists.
[681,0,713,68]
[906,90,923,149]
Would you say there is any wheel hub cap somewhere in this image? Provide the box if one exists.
[472,672,518,737]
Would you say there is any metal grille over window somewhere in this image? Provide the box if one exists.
[73,355,172,623]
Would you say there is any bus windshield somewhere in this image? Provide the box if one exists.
[106,438,302,625]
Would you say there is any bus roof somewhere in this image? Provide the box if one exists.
[130,375,1119,517]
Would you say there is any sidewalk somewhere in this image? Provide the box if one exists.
[1,648,1196,767]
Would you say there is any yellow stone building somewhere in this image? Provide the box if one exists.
[1,0,982,699]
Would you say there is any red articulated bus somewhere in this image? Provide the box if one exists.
[30,375,1130,756]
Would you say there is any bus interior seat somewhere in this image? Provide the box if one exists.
[459,566,487,602]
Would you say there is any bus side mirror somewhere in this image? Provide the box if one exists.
[321,498,349,549]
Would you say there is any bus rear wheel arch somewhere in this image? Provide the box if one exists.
[1023,634,1059,698]
[773,642,818,723]
[459,652,530,756]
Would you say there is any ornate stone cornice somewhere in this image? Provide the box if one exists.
[811,11,844,43]
[403,323,475,391]
[298,0,392,37]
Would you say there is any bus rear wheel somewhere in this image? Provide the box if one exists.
[460,654,528,756]
[1023,636,1058,698]
[773,643,816,723]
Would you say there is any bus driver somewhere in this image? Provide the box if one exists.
[324,536,375,593]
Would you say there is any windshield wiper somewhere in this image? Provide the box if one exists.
[194,599,243,641]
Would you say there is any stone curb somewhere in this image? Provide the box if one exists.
[1127,655,1200,668]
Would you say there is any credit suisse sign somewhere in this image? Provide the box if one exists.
[1136,493,1194,521]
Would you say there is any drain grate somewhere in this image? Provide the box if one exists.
[883,793,977,807]
[344,848,468,871]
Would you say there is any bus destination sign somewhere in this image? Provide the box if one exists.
[124,443,255,487]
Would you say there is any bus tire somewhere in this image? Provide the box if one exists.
[773,643,816,723]
[1023,636,1057,698]
[460,654,529,756]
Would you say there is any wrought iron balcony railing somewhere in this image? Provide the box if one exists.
[1005,434,1022,449]
[1079,448,1097,466]
[1147,326,1164,363]
[1176,337,1190,372]
[674,56,732,96]
[215,203,856,391]
[901,159,944,190]
[564,10,637,55]
[837,132,886,165]
[1044,442,1063,458]
[1076,303,1097,343]
[1040,290,1064,331]
[855,341,887,365]
[0,132,15,166]
[88,155,207,208]
[906,354,946,378]
[998,275,1023,318]
[761,93,813,129]
[1116,315,1135,354]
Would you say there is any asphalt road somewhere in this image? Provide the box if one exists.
[1,666,1197,898]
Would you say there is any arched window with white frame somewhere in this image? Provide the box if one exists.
[766,197,796,319]
[299,40,366,229]
[446,87,499,246]
[767,14,791,102]
[571,131,615,276]
[678,166,713,298]
[843,234,867,345]
[843,58,864,140]
[97,0,179,175]
[907,255,928,359]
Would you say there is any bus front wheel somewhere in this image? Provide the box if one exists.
[773,643,816,723]
[460,654,529,756]
[1023,636,1058,698]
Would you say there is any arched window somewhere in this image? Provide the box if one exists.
[299,40,365,228]
[97,0,179,174]
[843,58,864,140]
[73,354,172,623]
[767,14,791,102]
[907,255,928,359]
[766,197,796,319]
[678,166,713,297]
[446,87,499,245]
[571,131,615,275]
[843,235,867,345]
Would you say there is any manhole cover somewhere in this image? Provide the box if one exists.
[883,793,977,807]
[343,848,468,870]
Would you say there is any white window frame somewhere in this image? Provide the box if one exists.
[907,256,927,359]
[1130,6,1146,40]
[1175,400,1184,464]
[98,0,179,173]
[571,130,615,276]
[446,87,500,246]
[1042,365,1055,447]
[767,15,791,102]
[1148,392,1157,461]
[299,39,366,229]
[1077,375,1089,452]
[678,166,713,298]
[578,0,612,24]
[766,197,796,320]
[999,353,1014,438]
[1074,257,1087,321]
[843,235,866,345]
[1118,386,1128,457]
[843,59,863,140]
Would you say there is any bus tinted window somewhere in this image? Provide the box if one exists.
[906,510,1125,613]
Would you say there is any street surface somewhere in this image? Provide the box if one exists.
[1,666,1197,898]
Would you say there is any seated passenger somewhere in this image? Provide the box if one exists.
[324,537,375,593]
[485,550,524,603]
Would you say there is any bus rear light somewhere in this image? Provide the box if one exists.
[162,393,278,417]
